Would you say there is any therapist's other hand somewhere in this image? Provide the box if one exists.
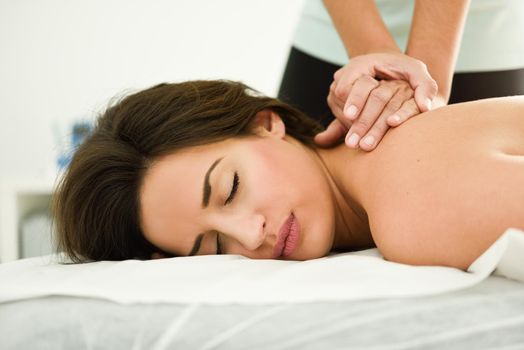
[333,52,438,114]
[315,78,420,151]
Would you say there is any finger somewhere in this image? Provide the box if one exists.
[329,81,346,114]
[332,74,352,107]
[342,75,379,121]
[333,65,362,93]
[333,67,343,81]
[328,81,354,135]
[344,82,397,148]
[382,83,414,127]
[358,114,390,152]
[327,89,346,125]
[357,85,416,151]
[386,99,420,127]
[314,119,349,147]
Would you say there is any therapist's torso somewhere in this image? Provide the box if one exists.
[293,0,524,72]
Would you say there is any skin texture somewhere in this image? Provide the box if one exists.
[140,97,524,270]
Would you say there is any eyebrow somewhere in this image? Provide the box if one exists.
[189,157,223,256]
[202,157,223,208]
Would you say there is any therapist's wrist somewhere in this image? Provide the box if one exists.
[346,45,401,58]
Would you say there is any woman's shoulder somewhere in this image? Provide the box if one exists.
[365,96,524,170]
[359,96,524,214]
[358,96,524,269]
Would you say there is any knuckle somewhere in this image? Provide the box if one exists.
[334,67,344,79]
[327,96,339,112]
[381,80,396,89]
[371,77,380,87]
[367,128,384,143]
[358,75,372,83]
[398,80,411,89]
[357,75,378,86]
[326,94,333,106]
[385,98,403,111]
[368,121,387,137]
[401,85,415,96]
[354,119,371,130]
[369,89,391,104]
[400,99,419,115]
[334,85,349,100]
[349,92,367,105]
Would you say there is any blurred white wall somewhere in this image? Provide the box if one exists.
[0,0,304,181]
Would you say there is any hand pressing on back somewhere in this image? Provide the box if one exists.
[315,52,440,151]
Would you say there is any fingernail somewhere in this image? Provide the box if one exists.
[425,98,432,110]
[345,105,358,119]
[346,133,359,147]
[363,135,375,147]
[388,115,401,124]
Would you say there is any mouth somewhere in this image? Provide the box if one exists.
[272,213,300,259]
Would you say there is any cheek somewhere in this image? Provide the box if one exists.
[244,142,336,258]
[245,143,293,188]
[246,142,328,204]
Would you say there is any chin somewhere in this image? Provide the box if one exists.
[290,247,330,261]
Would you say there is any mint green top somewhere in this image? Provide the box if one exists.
[293,0,524,72]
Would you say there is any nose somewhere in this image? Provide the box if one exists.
[212,211,266,250]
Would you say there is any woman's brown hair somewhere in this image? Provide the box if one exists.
[53,80,323,263]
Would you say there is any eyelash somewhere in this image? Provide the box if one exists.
[217,172,239,255]
[224,172,239,205]
[216,233,223,255]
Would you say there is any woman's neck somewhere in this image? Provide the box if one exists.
[312,144,375,251]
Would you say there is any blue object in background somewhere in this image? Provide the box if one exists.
[57,121,93,169]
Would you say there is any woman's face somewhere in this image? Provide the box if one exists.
[139,111,337,260]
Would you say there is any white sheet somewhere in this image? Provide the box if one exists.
[1,228,522,305]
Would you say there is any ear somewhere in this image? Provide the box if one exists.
[251,110,286,138]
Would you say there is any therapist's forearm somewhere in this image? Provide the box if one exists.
[323,0,400,57]
[406,0,470,102]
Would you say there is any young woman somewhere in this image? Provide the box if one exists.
[53,80,524,270]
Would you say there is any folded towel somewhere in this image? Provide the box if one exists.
[0,228,522,305]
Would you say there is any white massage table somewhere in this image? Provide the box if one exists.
[1,228,523,349]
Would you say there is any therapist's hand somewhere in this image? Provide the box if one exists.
[315,52,438,150]
[316,78,420,151]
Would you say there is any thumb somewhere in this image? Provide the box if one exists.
[404,63,438,112]
[314,119,348,147]
[414,79,438,112]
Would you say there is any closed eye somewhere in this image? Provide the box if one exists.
[224,172,239,205]
[216,232,223,255]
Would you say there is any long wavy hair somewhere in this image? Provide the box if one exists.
[52,80,324,262]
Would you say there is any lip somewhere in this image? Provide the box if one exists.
[272,213,300,259]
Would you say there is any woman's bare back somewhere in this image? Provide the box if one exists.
[349,96,524,269]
